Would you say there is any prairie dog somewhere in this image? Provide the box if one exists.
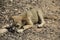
[12,7,45,32]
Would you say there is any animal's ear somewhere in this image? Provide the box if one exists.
[30,7,33,10]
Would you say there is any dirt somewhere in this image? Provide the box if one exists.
[0,0,60,40]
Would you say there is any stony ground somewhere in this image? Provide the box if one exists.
[0,0,60,40]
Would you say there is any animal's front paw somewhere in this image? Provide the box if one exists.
[0,29,8,34]
[17,29,24,33]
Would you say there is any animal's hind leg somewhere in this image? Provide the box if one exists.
[37,9,45,27]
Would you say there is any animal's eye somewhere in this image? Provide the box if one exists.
[30,7,32,9]
[18,13,21,14]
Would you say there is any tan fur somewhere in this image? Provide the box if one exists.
[11,7,45,33]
